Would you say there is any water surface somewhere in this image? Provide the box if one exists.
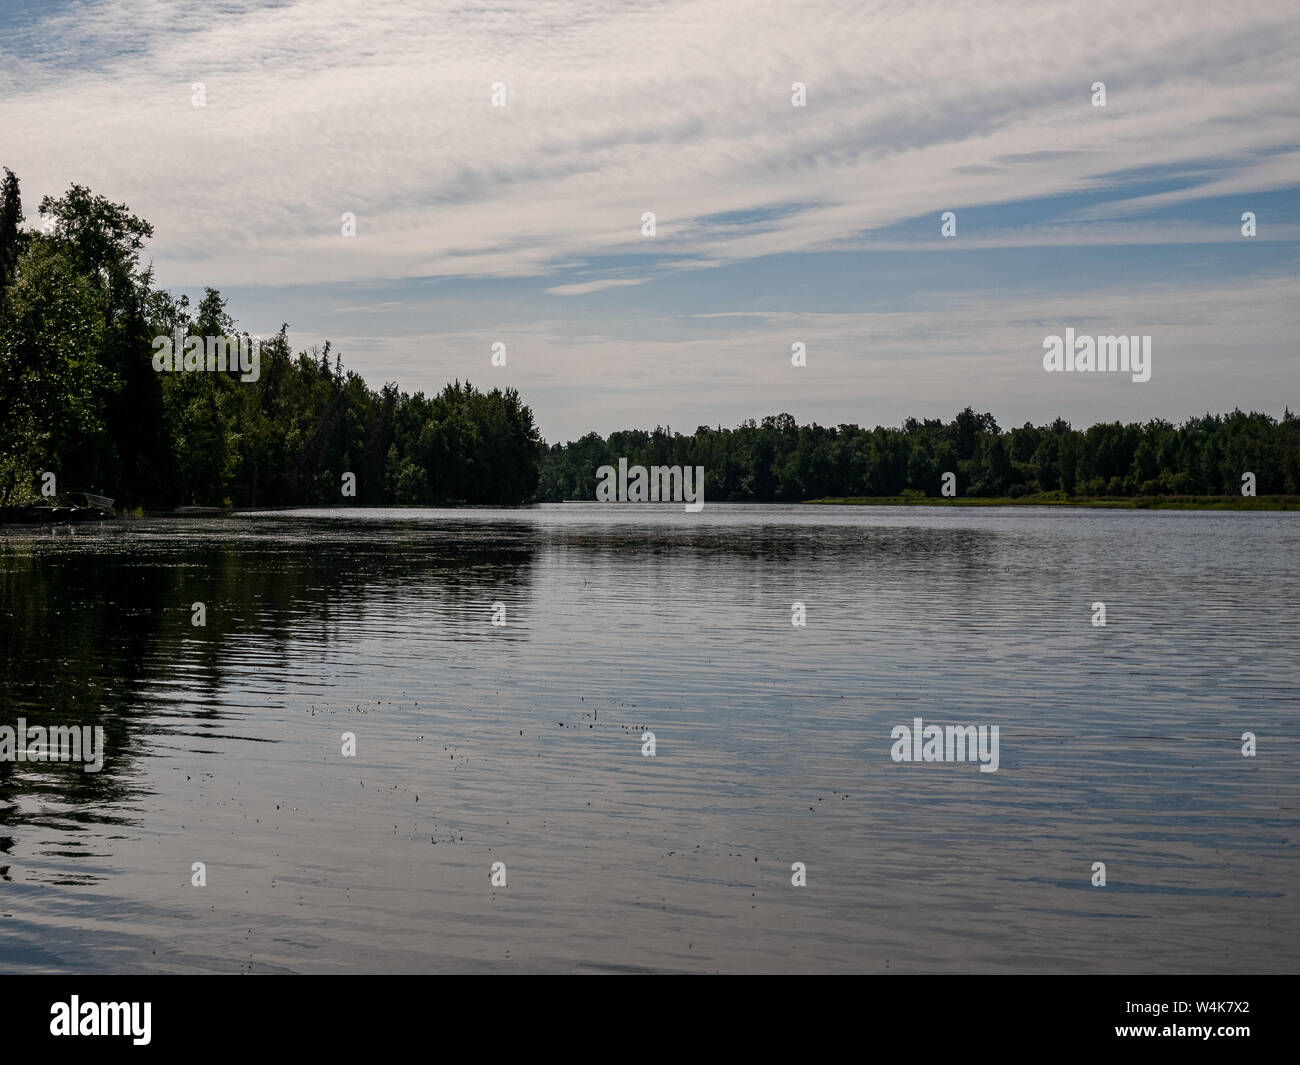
[1,504,1296,973]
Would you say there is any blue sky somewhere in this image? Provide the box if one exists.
[2,0,1297,440]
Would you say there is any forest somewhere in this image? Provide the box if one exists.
[2,168,1296,512]
[0,169,542,511]
[537,407,1300,503]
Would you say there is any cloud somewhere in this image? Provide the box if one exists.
[275,275,1300,440]
[545,279,646,296]
[4,0,1296,438]
[2,0,1296,290]
[326,301,405,315]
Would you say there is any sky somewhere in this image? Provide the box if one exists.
[2,0,1297,442]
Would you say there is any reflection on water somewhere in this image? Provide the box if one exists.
[1,505,1297,972]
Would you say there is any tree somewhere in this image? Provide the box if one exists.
[0,168,23,294]
[0,236,111,512]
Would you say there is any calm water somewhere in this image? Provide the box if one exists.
[1,504,1297,973]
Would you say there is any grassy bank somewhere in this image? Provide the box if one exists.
[805,494,1300,510]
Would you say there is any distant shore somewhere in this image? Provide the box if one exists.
[805,494,1300,510]
[7,497,1299,522]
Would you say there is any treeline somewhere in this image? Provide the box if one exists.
[3,170,1296,512]
[0,170,541,509]
[537,408,1300,501]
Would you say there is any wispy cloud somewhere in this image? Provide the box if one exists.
[3,0,1297,437]
[4,0,1297,288]
[546,279,646,296]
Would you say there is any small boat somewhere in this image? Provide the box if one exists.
[173,506,226,515]
[69,491,115,510]
[4,491,115,523]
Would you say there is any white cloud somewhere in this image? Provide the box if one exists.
[2,0,1296,289]
[5,0,1297,438]
[286,276,1300,440]
[545,278,646,296]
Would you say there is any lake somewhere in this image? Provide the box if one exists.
[1,504,1297,973]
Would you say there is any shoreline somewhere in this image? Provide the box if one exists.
[804,495,1300,510]
[6,496,1298,522]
